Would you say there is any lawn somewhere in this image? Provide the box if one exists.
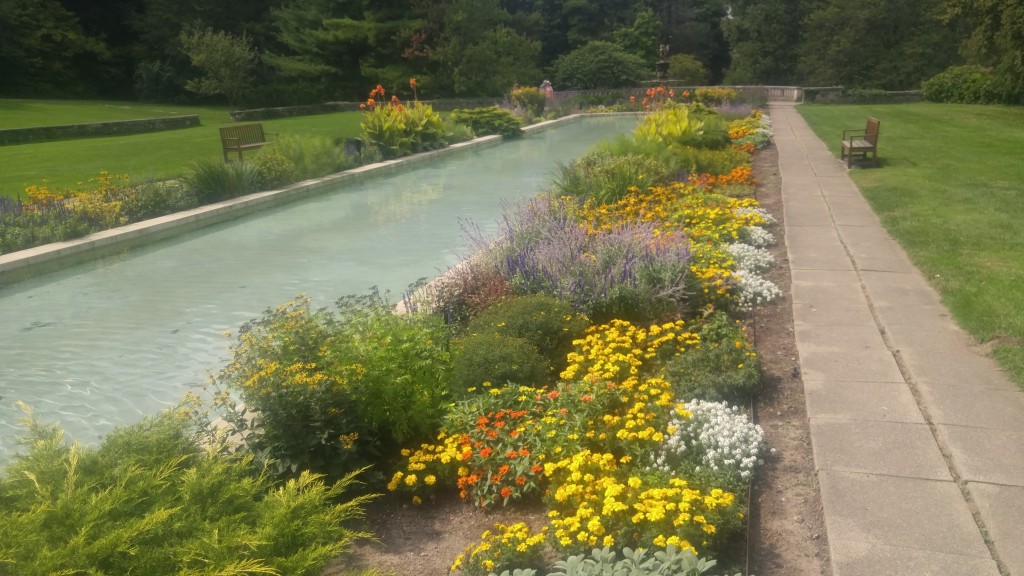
[799,102,1024,386]
[0,100,364,198]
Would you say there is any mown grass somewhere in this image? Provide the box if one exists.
[0,100,364,198]
[799,102,1024,386]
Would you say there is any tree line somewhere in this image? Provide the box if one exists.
[1,0,1021,107]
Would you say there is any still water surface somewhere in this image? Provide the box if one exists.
[0,115,637,461]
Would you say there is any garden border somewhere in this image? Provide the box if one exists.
[0,114,611,287]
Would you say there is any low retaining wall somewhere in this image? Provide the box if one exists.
[0,115,201,146]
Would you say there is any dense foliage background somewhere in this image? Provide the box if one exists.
[2,0,1021,106]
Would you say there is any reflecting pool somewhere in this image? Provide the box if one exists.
[0,115,637,461]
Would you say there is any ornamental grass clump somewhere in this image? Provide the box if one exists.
[551,151,673,205]
[654,400,767,492]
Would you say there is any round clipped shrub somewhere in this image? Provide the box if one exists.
[663,311,761,402]
[552,41,649,89]
[450,332,550,395]
[251,148,299,190]
[464,294,590,374]
[450,107,523,137]
[922,65,1011,104]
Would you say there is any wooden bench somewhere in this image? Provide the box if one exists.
[841,117,880,168]
[219,123,275,162]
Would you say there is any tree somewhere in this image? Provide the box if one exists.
[723,0,820,85]
[944,0,1024,100]
[179,28,257,109]
[0,0,111,97]
[668,53,709,84]
[612,8,661,65]
[453,26,542,95]
[552,40,649,89]
[798,0,960,90]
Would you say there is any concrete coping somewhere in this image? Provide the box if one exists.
[0,113,636,288]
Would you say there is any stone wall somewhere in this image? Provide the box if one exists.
[0,115,201,146]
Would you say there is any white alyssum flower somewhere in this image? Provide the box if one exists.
[739,225,775,247]
[734,206,777,226]
[728,242,774,274]
[733,268,783,312]
[653,400,768,481]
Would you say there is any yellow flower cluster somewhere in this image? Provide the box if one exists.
[451,522,548,575]
[561,319,699,383]
[726,110,764,140]
[387,431,462,498]
[543,450,736,553]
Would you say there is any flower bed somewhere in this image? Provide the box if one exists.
[203,98,778,575]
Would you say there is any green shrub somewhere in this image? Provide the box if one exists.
[450,106,523,137]
[210,290,452,481]
[922,65,1011,104]
[552,151,673,204]
[552,41,649,89]
[663,311,761,402]
[182,158,259,203]
[0,403,374,576]
[463,294,590,376]
[251,147,299,190]
[443,118,477,144]
[511,86,547,116]
[450,332,550,395]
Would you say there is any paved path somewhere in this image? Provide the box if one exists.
[769,103,1024,576]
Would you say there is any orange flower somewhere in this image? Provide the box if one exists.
[410,77,417,88]
[515,475,526,486]
[479,447,493,458]
[500,487,513,498]
[359,103,366,109]
[518,448,530,457]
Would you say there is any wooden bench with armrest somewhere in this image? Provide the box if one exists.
[219,123,276,162]
[841,117,880,168]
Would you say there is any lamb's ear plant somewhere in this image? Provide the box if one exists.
[0,402,376,576]
[545,545,730,576]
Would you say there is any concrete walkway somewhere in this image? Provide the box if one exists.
[769,103,1024,576]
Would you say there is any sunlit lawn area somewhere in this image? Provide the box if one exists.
[799,102,1024,386]
[0,100,364,198]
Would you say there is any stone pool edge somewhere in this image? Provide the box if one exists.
[0,114,631,287]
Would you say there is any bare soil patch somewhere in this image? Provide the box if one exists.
[331,143,830,576]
